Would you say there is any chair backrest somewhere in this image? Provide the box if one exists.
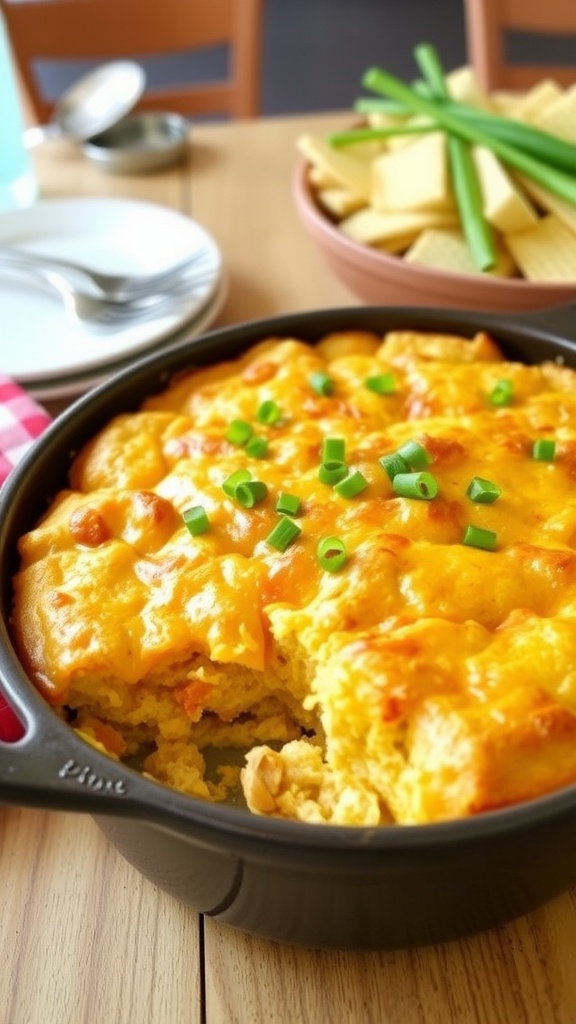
[464,0,576,92]
[0,0,263,124]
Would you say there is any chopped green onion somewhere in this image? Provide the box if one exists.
[462,524,498,551]
[532,438,556,461]
[182,505,210,536]
[364,372,395,395]
[489,379,514,407]
[379,451,409,481]
[318,463,348,486]
[234,480,268,508]
[317,536,347,573]
[245,435,269,459]
[275,492,302,516]
[256,400,281,425]
[335,469,369,498]
[226,419,253,446]
[222,468,251,497]
[392,471,438,500]
[396,439,433,469]
[266,516,302,551]
[309,371,335,396]
[466,477,502,503]
[321,437,346,464]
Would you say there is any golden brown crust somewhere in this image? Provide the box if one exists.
[11,328,576,823]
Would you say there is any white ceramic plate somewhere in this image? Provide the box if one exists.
[26,272,229,402]
[0,197,222,383]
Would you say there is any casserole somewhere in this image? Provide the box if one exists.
[2,304,576,949]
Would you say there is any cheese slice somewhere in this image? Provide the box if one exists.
[339,207,459,247]
[404,227,516,277]
[446,65,494,110]
[516,174,576,237]
[473,146,539,234]
[531,85,576,143]
[297,133,371,200]
[506,79,565,123]
[316,187,366,219]
[371,131,455,213]
[504,214,576,282]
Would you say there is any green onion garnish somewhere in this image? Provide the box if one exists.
[275,492,302,516]
[317,536,347,573]
[462,524,498,551]
[182,505,210,536]
[222,468,251,497]
[309,371,335,396]
[335,469,369,498]
[322,437,345,463]
[379,451,409,481]
[226,419,253,446]
[256,400,281,425]
[392,471,438,500]
[245,435,269,459]
[364,373,395,395]
[466,477,502,503]
[318,463,348,486]
[266,516,302,551]
[532,439,556,461]
[396,439,433,469]
[234,480,268,508]
[489,379,514,407]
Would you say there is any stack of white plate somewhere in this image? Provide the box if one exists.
[0,197,227,401]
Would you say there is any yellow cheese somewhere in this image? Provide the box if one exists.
[404,227,516,277]
[504,214,576,282]
[473,145,539,234]
[339,207,459,248]
[516,174,576,237]
[531,85,576,143]
[316,187,366,219]
[446,64,495,110]
[297,133,371,200]
[371,131,455,213]
[504,78,565,122]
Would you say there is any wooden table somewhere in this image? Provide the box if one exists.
[2,113,575,1024]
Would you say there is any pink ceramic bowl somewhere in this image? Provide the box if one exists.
[293,159,576,313]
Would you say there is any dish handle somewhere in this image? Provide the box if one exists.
[0,671,157,820]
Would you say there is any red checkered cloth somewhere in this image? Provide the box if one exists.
[0,375,51,740]
[0,375,52,488]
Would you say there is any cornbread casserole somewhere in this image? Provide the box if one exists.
[11,328,576,826]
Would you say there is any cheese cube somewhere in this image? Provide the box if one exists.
[531,85,576,143]
[297,134,371,200]
[473,146,539,234]
[316,187,366,219]
[404,227,516,277]
[371,132,455,213]
[516,175,576,237]
[504,215,576,282]
[339,207,458,247]
[507,79,565,123]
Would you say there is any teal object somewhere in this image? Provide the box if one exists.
[0,11,37,211]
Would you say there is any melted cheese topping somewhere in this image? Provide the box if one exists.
[11,328,576,824]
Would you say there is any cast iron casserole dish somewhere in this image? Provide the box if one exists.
[2,304,576,952]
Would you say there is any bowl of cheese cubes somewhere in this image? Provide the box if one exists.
[294,47,576,313]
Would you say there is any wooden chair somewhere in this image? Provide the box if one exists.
[0,0,263,124]
[464,0,576,92]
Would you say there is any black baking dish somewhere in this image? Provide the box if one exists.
[2,303,576,951]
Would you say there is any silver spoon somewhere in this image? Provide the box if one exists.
[23,61,146,148]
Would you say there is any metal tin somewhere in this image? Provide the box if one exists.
[82,112,189,174]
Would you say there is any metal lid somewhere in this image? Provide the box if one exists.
[54,61,146,141]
